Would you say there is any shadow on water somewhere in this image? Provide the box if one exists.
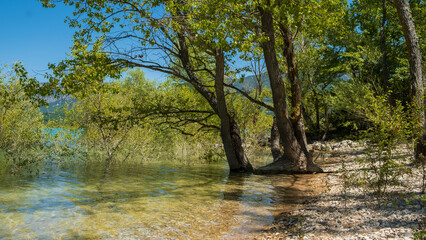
[222,173,247,201]
[271,174,326,216]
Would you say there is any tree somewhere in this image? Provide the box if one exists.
[46,41,156,170]
[40,0,253,172]
[65,79,149,169]
[393,0,426,160]
[0,64,46,174]
[255,2,320,173]
[380,0,390,96]
[161,0,253,172]
[254,0,345,173]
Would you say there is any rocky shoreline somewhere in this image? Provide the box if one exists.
[256,141,425,240]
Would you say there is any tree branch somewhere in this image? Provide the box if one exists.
[224,83,274,111]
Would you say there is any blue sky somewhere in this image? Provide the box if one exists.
[0,0,74,79]
[0,0,164,82]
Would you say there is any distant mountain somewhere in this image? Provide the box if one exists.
[40,95,75,121]
[43,94,74,104]
[231,74,271,92]
[231,74,274,113]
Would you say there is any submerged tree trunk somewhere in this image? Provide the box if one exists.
[176,33,253,172]
[214,48,253,172]
[256,6,322,174]
[270,117,282,161]
[394,0,426,160]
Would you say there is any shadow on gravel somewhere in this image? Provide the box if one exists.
[259,191,425,239]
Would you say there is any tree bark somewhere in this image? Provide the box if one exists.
[214,48,253,172]
[176,32,252,172]
[270,117,282,161]
[394,0,426,160]
[256,5,322,174]
[280,24,309,149]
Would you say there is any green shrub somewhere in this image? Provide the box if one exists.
[0,65,47,175]
[355,92,415,201]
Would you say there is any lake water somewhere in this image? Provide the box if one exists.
[0,162,322,239]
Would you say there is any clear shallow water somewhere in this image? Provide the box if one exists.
[0,162,314,239]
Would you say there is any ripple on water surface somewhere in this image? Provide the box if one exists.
[0,162,314,239]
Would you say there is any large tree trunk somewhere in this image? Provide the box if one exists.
[270,117,282,161]
[176,33,252,172]
[280,24,308,148]
[256,5,322,174]
[214,48,253,172]
[394,0,426,160]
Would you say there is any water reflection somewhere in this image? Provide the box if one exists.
[0,162,321,239]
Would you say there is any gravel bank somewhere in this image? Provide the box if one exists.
[256,141,425,240]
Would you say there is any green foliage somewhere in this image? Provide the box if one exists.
[60,69,154,165]
[297,34,347,137]
[36,0,426,173]
[47,40,124,98]
[0,65,47,175]
[411,0,426,62]
[414,229,426,240]
[154,79,220,135]
[229,86,273,144]
[345,0,413,102]
[325,79,372,137]
[51,67,224,166]
[353,93,416,201]
[149,80,225,163]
